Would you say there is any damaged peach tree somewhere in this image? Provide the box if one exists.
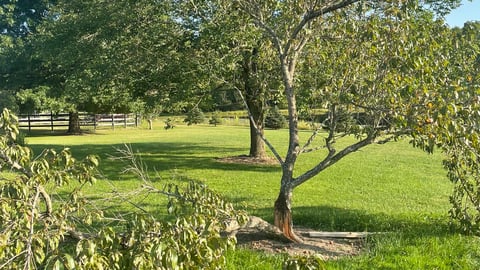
[230,0,463,241]
[0,108,246,269]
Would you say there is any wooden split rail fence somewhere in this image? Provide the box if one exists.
[18,112,140,131]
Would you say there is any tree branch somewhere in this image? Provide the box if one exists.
[0,149,33,178]
[24,185,41,270]
[293,133,376,188]
[234,1,283,54]
[285,0,360,54]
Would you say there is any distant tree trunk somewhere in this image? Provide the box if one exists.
[67,111,81,134]
[148,119,153,130]
[247,99,266,157]
[242,47,266,158]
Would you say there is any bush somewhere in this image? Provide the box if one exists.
[164,117,175,130]
[184,107,205,125]
[209,111,223,126]
[265,106,287,129]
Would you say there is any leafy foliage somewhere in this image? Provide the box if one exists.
[0,108,100,269]
[0,109,247,269]
[413,22,480,234]
[283,255,325,270]
[209,111,223,126]
[164,118,176,130]
[184,107,206,126]
[265,106,286,129]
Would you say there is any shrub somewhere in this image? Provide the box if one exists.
[209,111,223,126]
[184,107,205,125]
[164,117,176,130]
[265,106,287,129]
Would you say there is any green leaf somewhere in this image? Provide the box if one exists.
[63,254,76,269]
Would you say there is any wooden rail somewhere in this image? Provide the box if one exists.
[18,112,139,131]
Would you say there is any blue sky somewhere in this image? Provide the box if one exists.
[445,0,480,27]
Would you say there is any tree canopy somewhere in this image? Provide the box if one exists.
[1,0,212,118]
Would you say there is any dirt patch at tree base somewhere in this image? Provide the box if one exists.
[216,155,279,166]
[235,226,364,260]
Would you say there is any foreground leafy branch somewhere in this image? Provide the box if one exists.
[0,108,247,269]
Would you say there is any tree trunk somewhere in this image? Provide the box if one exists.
[247,104,266,158]
[242,47,266,158]
[148,119,153,130]
[67,111,81,134]
[274,184,303,243]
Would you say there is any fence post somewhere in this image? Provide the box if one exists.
[124,114,127,128]
[94,114,97,130]
[111,114,115,130]
[28,114,31,132]
[50,111,54,131]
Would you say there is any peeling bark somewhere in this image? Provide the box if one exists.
[274,187,303,243]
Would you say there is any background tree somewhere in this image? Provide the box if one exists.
[32,1,178,132]
[265,106,287,129]
[209,111,223,126]
[179,1,283,158]
[2,0,205,133]
[226,0,461,241]
[0,0,57,113]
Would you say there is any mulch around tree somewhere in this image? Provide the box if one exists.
[234,226,364,260]
[216,155,279,166]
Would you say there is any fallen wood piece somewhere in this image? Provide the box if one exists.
[306,231,378,239]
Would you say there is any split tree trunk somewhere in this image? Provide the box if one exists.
[274,184,303,243]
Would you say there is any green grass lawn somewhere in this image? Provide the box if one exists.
[24,123,480,269]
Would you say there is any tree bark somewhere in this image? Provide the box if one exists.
[242,48,267,158]
[273,53,303,242]
[274,184,303,243]
[247,103,266,157]
[67,111,81,134]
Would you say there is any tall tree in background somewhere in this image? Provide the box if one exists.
[181,1,282,158]
[0,0,57,112]
[31,0,182,133]
[2,0,205,132]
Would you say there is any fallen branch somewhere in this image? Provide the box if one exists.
[307,231,384,239]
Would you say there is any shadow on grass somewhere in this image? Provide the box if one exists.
[21,129,99,137]
[30,142,280,181]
